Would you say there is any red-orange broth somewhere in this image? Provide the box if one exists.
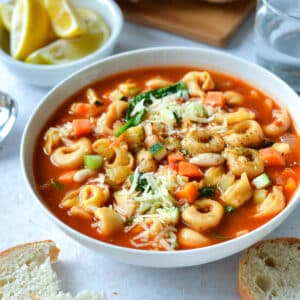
[34,67,300,250]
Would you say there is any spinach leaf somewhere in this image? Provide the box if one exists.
[126,81,188,120]
[116,109,146,137]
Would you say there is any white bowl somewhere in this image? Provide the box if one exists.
[0,0,123,87]
[21,47,300,268]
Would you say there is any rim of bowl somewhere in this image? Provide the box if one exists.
[21,46,300,259]
[0,0,123,70]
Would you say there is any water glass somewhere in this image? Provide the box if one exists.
[255,0,300,91]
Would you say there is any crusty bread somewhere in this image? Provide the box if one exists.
[238,238,300,300]
[0,241,105,300]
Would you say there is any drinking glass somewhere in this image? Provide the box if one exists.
[255,0,300,91]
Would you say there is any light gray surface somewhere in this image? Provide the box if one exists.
[0,15,299,300]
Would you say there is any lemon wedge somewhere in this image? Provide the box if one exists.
[26,8,110,64]
[10,0,52,60]
[0,3,13,32]
[0,13,10,53]
[44,0,85,38]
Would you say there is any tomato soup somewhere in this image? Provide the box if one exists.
[34,67,300,250]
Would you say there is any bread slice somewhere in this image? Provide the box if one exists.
[238,238,300,300]
[0,241,105,300]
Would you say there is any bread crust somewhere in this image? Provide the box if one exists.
[0,240,60,263]
[238,238,300,300]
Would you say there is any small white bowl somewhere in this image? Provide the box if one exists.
[21,47,300,268]
[0,0,123,87]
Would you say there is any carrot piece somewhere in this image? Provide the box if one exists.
[168,151,185,164]
[175,182,199,204]
[73,119,92,137]
[168,162,179,173]
[204,91,225,107]
[58,171,76,184]
[72,102,106,117]
[73,103,90,116]
[259,148,285,166]
[178,161,203,179]
[284,177,297,193]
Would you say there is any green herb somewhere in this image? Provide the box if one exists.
[173,111,180,123]
[50,179,64,191]
[211,231,228,240]
[199,186,215,197]
[130,172,149,192]
[94,100,103,106]
[126,82,188,120]
[261,139,274,148]
[125,218,134,225]
[225,205,236,214]
[84,155,103,170]
[116,109,146,137]
[129,174,134,183]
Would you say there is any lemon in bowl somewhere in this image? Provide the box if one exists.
[0,0,123,87]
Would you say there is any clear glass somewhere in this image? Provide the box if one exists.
[255,0,300,91]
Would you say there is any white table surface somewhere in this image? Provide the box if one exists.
[1,12,300,300]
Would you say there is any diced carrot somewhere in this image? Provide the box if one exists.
[168,151,185,164]
[175,182,199,204]
[259,148,285,167]
[178,161,203,179]
[204,91,225,107]
[72,103,90,116]
[284,177,297,194]
[168,162,179,173]
[72,102,106,117]
[73,119,92,137]
[58,171,76,184]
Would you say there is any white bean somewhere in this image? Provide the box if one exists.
[73,168,96,183]
[190,153,224,167]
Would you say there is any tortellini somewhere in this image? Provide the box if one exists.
[94,207,124,237]
[105,143,134,185]
[43,127,61,155]
[222,173,253,208]
[223,147,264,179]
[182,199,224,232]
[263,109,290,137]
[79,185,110,209]
[255,186,285,218]
[182,71,215,99]
[51,138,92,169]
[97,100,128,135]
[224,120,264,148]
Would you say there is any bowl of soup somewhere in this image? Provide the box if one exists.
[21,47,300,267]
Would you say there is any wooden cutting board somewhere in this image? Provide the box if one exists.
[116,0,256,47]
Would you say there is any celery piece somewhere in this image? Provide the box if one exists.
[84,154,103,171]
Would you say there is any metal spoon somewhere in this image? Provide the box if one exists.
[0,92,17,143]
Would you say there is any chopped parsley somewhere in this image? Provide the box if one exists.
[129,172,149,192]
[225,205,236,214]
[173,111,181,123]
[50,179,64,191]
[199,186,215,197]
